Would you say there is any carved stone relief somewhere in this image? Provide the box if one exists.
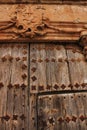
[0,18,87,39]
[0,4,87,59]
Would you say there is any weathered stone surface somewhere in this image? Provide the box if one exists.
[0,0,38,3]
[0,4,87,42]
[0,0,87,4]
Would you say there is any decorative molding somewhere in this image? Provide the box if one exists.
[0,4,87,59]
[79,31,87,60]
[0,18,87,41]
[0,4,87,41]
[0,0,87,4]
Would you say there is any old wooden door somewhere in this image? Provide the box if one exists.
[0,43,87,130]
[30,43,87,130]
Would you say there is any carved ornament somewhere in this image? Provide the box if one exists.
[0,4,87,59]
[0,18,87,41]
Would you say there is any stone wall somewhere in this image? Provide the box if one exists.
[0,0,87,4]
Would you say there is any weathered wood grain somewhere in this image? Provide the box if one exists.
[0,44,29,130]
[38,93,87,130]
[30,44,70,93]
[0,45,9,130]
[29,94,38,130]
[66,44,87,90]
[53,44,70,91]
[0,43,87,130]
[30,43,87,130]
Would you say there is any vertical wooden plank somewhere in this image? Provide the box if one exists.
[75,94,87,130]
[37,44,48,92]
[11,44,28,130]
[5,44,15,130]
[63,94,79,130]
[52,95,67,130]
[30,44,41,93]
[29,94,37,130]
[51,44,70,91]
[66,45,87,90]
[0,44,11,130]
[11,44,24,130]
[22,44,29,130]
[0,44,29,130]
[82,94,87,129]
[38,95,51,130]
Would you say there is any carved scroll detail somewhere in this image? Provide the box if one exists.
[79,31,87,60]
[0,18,87,39]
[0,21,16,31]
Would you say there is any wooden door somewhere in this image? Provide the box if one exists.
[0,43,87,130]
[30,43,87,130]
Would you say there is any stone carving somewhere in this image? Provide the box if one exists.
[0,4,87,41]
[0,21,16,31]
[79,31,87,60]
[0,18,87,60]
[0,18,47,38]
[0,18,87,39]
